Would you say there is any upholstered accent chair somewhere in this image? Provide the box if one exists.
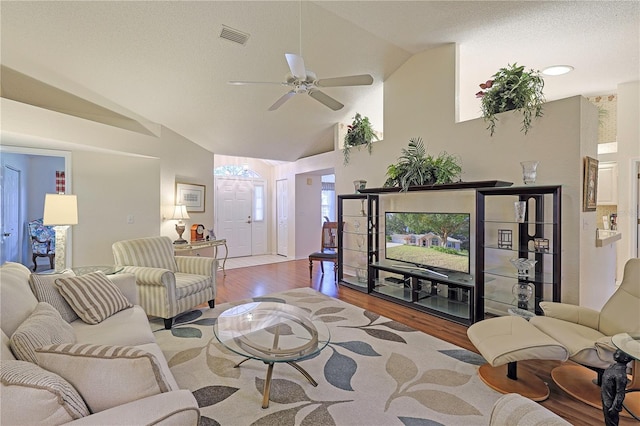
[112,236,216,329]
[530,257,640,410]
[27,219,55,271]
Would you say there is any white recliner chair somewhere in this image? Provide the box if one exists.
[530,258,640,411]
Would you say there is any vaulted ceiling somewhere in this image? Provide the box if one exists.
[1,1,638,161]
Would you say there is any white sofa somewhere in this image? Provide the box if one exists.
[0,262,200,425]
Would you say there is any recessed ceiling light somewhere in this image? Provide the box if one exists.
[542,65,574,76]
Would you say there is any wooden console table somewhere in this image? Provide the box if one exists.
[174,239,228,275]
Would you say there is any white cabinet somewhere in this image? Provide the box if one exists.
[597,162,618,205]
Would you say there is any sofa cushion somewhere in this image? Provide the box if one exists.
[0,262,38,337]
[35,343,172,414]
[0,360,90,425]
[29,270,79,323]
[10,302,76,363]
[2,330,16,361]
[54,271,133,324]
[72,305,156,347]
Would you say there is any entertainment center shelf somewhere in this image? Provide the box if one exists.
[338,181,561,326]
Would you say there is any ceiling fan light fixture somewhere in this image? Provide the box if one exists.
[542,65,574,76]
[220,25,250,46]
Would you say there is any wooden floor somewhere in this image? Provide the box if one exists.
[214,259,635,426]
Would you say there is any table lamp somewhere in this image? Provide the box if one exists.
[171,204,190,244]
[43,193,78,273]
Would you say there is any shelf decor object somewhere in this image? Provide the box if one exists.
[512,282,534,309]
[509,258,538,278]
[498,229,513,249]
[583,156,599,211]
[534,238,549,252]
[514,201,527,223]
[520,161,539,184]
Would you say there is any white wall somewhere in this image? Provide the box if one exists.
[1,97,215,267]
[616,81,640,276]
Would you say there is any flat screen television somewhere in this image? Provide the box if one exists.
[385,211,471,275]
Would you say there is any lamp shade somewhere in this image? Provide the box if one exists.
[43,194,78,225]
[171,204,190,221]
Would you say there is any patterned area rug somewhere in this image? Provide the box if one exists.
[153,288,501,426]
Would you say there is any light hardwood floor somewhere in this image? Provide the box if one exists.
[213,258,634,426]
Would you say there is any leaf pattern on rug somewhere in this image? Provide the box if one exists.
[439,349,486,366]
[168,346,205,368]
[193,385,239,407]
[170,326,203,338]
[256,377,311,404]
[323,347,358,391]
[199,416,220,426]
[335,309,415,344]
[332,340,380,357]
[384,352,481,416]
[398,416,445,426]
[207,352,240,379]
[174,309,203,325]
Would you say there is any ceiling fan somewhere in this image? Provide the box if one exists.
[228,53,374,111]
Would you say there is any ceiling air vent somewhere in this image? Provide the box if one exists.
[220,25,249,46]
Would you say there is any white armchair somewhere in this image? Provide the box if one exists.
[530,258,640,408]
[112,236,216,329]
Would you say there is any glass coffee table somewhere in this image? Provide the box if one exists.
[214,302,330,408]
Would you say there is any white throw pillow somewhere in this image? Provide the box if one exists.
[29,271,79,323]
[10,302,76,363]
[54,271,132,324]
[0,360,90,425]
[35,343,172,413]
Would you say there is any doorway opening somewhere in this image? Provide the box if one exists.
[321,174,335,224]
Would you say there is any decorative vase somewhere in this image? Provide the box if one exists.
[520,161,539,184]
[512,282,534,309]
[353,180,367,193]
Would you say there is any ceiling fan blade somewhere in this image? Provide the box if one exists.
[268,91,296,111]
[285,53,307,81]
[308,90,344,111]
[228,80,288,86]
[315,74,374,87]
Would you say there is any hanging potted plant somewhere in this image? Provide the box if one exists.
[343,113,379,165]
[383,137,462,192]
[476,63,545,136]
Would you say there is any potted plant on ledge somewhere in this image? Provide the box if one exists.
[476,63,545,136]
[383,137,462,192]
[343,113,379,165]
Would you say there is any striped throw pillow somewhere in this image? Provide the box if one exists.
[0,360,89,424]
[36,344,172,413]
[10,302,76,363]
[54,271,132,324]
[29,271,79,323]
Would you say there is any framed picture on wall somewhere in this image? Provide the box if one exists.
[176,182,205,213]
[582,156,599,211]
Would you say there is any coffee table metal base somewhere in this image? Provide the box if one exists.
[234,358,318,408]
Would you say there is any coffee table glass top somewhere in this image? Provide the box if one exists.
[612,333,640,360]
[214,302,330,363]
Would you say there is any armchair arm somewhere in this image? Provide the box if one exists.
[65,390,200,425]
[175,256,217,276]
[107,273,138,304]
[539,301,600,330]
[119,266,177,292]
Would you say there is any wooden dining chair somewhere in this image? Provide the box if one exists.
[308,221,338,280]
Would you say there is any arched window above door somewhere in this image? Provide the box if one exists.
[214,165,261,179]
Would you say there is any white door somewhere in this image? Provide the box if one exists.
[276,179,288,256]
[1,165,21,263]
[216,178,253,258]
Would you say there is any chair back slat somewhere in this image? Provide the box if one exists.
[321,222,338,250]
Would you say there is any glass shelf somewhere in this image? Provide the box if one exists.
[484,219,557,225]
[484,244,556,255]
[483,267,554,284]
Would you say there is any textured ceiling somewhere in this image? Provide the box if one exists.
[1,1,638,161]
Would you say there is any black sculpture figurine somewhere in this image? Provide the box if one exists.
[601,349,632,426]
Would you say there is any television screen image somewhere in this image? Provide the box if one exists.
[385,212,470,275]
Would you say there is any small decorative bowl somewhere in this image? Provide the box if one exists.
[509,258,538,278]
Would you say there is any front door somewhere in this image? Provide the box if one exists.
[1,165,21,263]
[216,178,253,258]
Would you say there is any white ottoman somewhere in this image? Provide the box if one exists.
[468,315,569,401]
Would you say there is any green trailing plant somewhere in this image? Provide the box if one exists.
[343,113,378,165]
[476,63,545,136]
[383,137,462,192]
